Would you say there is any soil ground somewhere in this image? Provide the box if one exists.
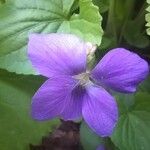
[30,120,83,150]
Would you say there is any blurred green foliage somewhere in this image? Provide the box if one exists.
[0,70,59,150]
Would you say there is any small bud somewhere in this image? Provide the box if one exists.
[86,42,97,56]
[86,42,97,69]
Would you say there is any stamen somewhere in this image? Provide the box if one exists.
[73,72,90,86]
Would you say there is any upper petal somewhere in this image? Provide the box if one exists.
[91,48,149,93]
[31,76,84,121]
[28,33,87,78]
[82,85,118,137]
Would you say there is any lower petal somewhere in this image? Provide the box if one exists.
[31,76,83,121]
[61,85,85,120]
[82,85,118,137]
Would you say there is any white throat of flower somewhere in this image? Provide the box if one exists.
[73,42,97,87]
[73,72,91,86]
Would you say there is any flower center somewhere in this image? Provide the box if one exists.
[73,72,91,86]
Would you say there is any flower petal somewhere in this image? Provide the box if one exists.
[91,48,149,93]
[82,85,118,137]
[28,33,87,78]
[31,76,84,121]
[60,85,85,120]
[96,145,105,150]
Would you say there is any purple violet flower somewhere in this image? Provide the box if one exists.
[28,33,149,137]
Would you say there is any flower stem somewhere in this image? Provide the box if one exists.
[134,1,147,28]
[106,0,118,46]
[118,0,135,45]
[123,94,135,109]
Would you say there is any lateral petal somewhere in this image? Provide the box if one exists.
[91,48,149,93]
[31,76,83,121]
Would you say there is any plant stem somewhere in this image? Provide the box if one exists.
[106,0,117,46]
[118,0,135,45]
[123,94,135,109]
[134,1,147,28]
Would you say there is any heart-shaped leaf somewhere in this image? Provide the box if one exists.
[146,0,150,35]
[0,0,103,74]
[111,92,150,150]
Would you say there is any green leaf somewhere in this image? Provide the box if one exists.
[0,0,103,74]
[92,0,110,13]
[0,0,5,4]
[123,0,150,48]
[139,76,150,93]
[0,0,5,6]
[146,0,150,35]
[0,69,59,150]
[123,21,150,48]
[99,35,115,50]
[80,121,104,150]
[111,92,150,150]
[58,0,103,45]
